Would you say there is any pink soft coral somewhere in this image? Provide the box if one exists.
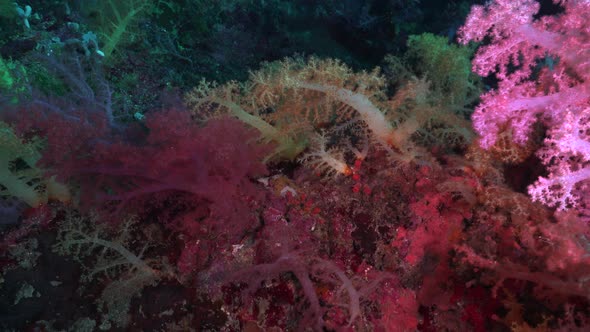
[459,0,590,211]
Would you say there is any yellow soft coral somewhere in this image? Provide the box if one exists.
[186,56,426,172]
[0,121,69,207]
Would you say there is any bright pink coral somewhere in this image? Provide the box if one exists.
[459,0,590,210]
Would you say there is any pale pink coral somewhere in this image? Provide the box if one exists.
[459,0,590,211]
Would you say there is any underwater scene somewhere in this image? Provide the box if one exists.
[1,0,590,331]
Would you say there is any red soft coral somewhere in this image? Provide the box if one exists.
[42,109,272,274]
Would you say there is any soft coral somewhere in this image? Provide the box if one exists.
[44,109,272,273]
[459,0,590,212]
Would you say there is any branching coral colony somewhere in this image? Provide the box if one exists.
[186,56,471,172]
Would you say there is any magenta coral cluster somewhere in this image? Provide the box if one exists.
[459,0,590,213]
